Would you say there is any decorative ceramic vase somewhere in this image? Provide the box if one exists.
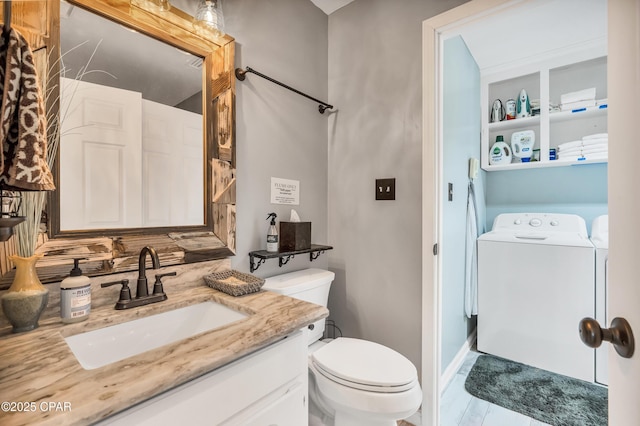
[1,254,49,333]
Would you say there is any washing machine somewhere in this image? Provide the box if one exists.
[477,213,595,382]
[591,215,609,385]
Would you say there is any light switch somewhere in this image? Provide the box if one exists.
[376,178,395,200]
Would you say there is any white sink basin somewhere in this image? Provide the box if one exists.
[64,301,248,370]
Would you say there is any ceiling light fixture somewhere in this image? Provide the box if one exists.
[193,0,225,37]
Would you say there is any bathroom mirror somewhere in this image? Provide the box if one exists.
[59,1,205,231]
[0,0,236,287]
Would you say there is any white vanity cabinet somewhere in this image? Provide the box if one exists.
[481,49,608,171]
[97,330,308,426]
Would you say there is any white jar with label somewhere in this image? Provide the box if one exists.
[60,258,91,323]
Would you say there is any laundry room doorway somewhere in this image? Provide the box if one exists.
[421,1,640,425]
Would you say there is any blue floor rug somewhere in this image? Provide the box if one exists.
[464,354,607,426]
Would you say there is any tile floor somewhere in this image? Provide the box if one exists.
[440,350,551,426]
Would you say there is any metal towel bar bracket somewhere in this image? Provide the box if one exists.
[235,66,334,114]
[3,0,12,35]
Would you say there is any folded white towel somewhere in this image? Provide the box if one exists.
[581,138,608,146]
[561,142,608,151]
[558,152,608,162]
[560,100,597,111]
[558,139,608,151]
[561,88,596,104]
[557,140,585,150]
[583,133,608,140]
[559,146,608,157]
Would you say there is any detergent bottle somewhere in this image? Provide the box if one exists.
[511,130,535,162]
[489,135,512,165]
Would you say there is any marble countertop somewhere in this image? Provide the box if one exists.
[0,273,328,426]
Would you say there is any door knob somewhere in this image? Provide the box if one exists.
[579,317,635,358]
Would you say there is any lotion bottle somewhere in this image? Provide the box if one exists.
[266,212,278,252]
[60,258,91,323]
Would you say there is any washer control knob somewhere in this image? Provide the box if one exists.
[550,220,559,226]
[529,218,542,227]
[514,219,521,225]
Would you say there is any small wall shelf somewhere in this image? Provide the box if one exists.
[249,244,333,273]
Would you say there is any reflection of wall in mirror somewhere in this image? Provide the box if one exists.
[60,78,203,231]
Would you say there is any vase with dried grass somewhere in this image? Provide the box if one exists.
[1,189,55,332]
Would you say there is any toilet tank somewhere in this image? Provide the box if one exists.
[263,268,334,344]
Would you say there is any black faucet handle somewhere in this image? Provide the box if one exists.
[153,271,176,295]
[155,271,177,281]
[101,279,132,307]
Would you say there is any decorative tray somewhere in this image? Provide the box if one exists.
[203,269,265,297]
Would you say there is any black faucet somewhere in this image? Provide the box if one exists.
[137,246,160,298]
[101,246,176,310]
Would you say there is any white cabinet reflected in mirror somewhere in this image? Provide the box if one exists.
[59,0,204,231]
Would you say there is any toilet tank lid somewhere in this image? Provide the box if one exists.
[263,268,335,294]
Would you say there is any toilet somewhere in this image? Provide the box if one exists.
[262,268,422,426]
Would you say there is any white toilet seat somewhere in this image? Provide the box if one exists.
[310,337,418,393]
[309,358,423,425]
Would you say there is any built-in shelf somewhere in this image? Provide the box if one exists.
[249,244,333,273]
[488,115,540,131]
[484,157,607,171]
[549,105,607,123]
[482,54,608,172]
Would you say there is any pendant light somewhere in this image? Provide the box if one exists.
[193,0,225,37]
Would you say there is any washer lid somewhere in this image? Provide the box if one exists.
[591,215,609,248]
[311,338,417,391]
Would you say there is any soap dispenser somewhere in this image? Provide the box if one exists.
[60,258,91,323]
[266,212,278,253]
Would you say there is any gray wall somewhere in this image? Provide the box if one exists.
[441,36,483,372]
[172,0,331,277]
[173,0,605,381]
[223,0,330,277]
[327,0,467,376]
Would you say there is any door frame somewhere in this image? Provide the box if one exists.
[421,0,545,424]
[423,1,640,425]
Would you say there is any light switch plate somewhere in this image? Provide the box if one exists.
[376,178,395,200]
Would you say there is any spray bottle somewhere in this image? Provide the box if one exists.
[266,213,278,252]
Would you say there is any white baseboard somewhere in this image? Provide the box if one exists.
[439,328,477,393]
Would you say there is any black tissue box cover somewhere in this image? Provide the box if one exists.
[279,222,311,251]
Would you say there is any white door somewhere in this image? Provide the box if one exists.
[141,100,203,227]
[60,78,142,230]
[606,0,640,423]
[422,0,640,425]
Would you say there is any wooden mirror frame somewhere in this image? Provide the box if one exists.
[0,0,236,288]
